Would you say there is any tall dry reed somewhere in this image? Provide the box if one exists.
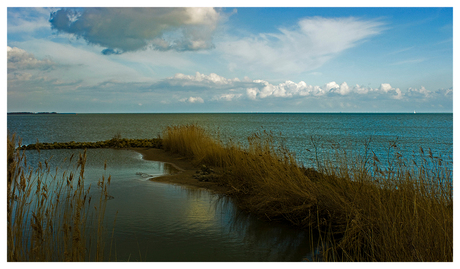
[162,124,453,262]
[7,134,113,261]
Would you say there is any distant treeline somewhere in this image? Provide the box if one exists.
[8,112,59,115]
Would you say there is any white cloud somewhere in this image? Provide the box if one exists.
[297,17,382,53]
[379,83,393,93]
[236,77,445,103]
[184,8,220,25]
[353,84,370,95]
[7,46,55,71]
[218,16,384,75]
[325,81,340,91]
[212,93,243,101]
[407,86,431,98]
[49,7,223,53]
[393,88,403,100]
[170,72,240,85]
[160,72,445,104]
[119,72,452,107]
[246,88,258,100]
[180,96,204,103]
[327,82,352,95]
[378,83,402,99]
[339,82,351,95]
[244,79,329,99]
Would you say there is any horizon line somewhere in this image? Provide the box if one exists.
[7,111,453,114]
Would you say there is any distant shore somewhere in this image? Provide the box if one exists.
[8,112,58,114]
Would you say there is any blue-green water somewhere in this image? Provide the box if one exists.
[8,113,453,169]
[7,113,453,261]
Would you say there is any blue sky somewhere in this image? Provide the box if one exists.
[6,2,455,113]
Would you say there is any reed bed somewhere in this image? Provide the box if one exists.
[162,124,453,262]
[7,134,113,261]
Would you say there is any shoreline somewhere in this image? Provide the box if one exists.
[132,148,229,194]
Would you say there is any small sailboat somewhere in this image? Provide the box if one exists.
[414,110,416,114]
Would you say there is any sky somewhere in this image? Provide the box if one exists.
[5,2,455,113]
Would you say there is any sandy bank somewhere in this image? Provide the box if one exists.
[132,148,229,194]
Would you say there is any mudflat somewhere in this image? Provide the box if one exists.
[132,148,229,194]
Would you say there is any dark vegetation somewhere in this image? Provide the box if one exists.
[20,137,162,150]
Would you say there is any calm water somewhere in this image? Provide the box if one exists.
[7,113,453,261]
[22,149,316,261]
[8,113,453,165]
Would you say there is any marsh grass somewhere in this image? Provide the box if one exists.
[7,134,113,261]
[162,124,453,262]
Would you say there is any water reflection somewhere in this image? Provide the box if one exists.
[100,180,319,261]
[21,148,318,261]
[175,188,320,261]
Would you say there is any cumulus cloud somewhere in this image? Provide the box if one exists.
[71,71,452,108]
[180,96,204,103]
[245,80,409,101]
[7,46,55,72]
[148,72,453,105]
[146,72,258,94]
[407,86,431,98]
[170,72,241,85]
[327,82,352,96]
[49,7,222,54]
[245,79,326,99]
[379,83,393,93]
[147,72,451,107]
[246,88,258,100]
[378,83,402,99]
[219,16,384,75]
[212,93,243,101]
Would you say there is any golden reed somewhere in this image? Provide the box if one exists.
[7,134,113,261]
[162,124,452,262]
